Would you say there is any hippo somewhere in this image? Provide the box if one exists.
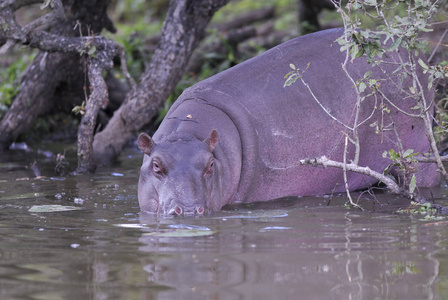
[137,28,439,215]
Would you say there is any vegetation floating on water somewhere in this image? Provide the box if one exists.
[396,201,447,222]
[28,205,82,213]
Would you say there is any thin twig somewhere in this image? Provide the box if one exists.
[343,136,363,210]
[119,47,136,90]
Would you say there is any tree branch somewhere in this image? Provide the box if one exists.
[76,54,112,173]
[22,0,65,34]
[0,0,117,159]
[414,155,448,163]
[299,156,402,194]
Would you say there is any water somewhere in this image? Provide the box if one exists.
[1,143,448,299]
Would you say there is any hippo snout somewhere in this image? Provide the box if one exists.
[167,203,205,216]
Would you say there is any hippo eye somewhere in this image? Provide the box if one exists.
[204,159,214,179]
[151,159,164,177]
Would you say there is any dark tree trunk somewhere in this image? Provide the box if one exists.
[0,0,114,149]
[92,0,230,165]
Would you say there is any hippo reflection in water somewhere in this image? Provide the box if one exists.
[137,28,439,216]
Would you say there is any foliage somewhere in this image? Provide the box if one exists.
[215,0,293,23]
[110,0,168,23]
[388,261,421,276]
[108,0,295,86]
[396,201,447,221]
[107,1,165,80]
[284,0,448,205]
[215,0,299,33]
[397,200,436,214]
[0,52,36,117]
[72,101,86,116]
[334,0,448,188]
[284,62,310,87]
[435,78,448,141]
[108,28,159,81]
[26,112,79,143]
[382,148,419,194]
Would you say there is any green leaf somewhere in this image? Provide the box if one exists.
[428,76,434,90]
[87,46,96,56]
[389,38,402,51]
[359,82,367,93]
[289,63,296,70]
[383,164,392,174]
[355,47,365,58]
[389,149,399,160]
[403,149,414,158]
[409,174,417,194]
[369,79,378,86]
[418,58,429,70]
[350,44,359,60]
[284,70,293,78]
[409,86,416,94]
[40,0,53,10]
[283,75,298,88]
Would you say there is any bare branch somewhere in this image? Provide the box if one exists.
[299,156,402,194]
[0,40,16,56]
[22,0,65,34]
[414,155,448,163]
[26,31,119,55]
[0,0,16,9]
[10,0,43,11]
[119,47,136,90]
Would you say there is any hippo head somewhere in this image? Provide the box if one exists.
[137,129,222,216]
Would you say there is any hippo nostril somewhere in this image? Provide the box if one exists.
[168,205,183,216]
[195,205,205,215]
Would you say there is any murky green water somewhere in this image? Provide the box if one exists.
[1,143,448,300]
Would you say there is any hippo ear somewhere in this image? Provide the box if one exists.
[204,129,219,152]
[138,133,155,156]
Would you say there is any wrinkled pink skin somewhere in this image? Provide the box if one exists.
[138,28,440,216]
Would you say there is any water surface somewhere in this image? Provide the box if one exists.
[1,143,448,299]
